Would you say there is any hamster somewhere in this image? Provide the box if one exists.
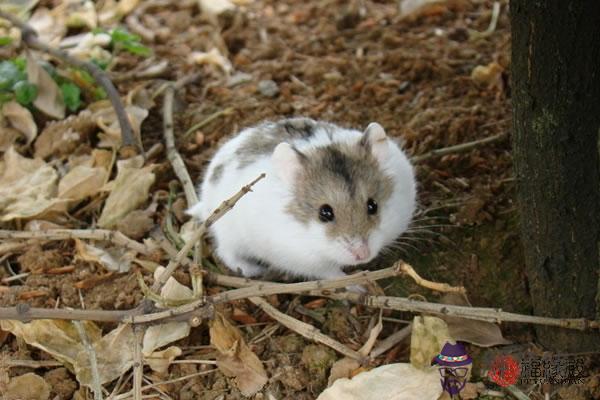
[187,117,417,281]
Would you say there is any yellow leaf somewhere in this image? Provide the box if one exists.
[5,372,50,400]
[59,165,108,203]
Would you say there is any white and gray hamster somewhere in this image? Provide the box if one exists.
[187,117,416,280]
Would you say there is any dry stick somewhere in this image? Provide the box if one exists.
[0,10,140,155]
[412,131,508,163]
[2,359,63,368]
[0,262,597,331]
[0,229,152,255]
[369,324,412,359]
[150,173,266,293]
[250,296,363,361]
[162,85,198,205]
[74,320,103,400]
[132,326,144,400]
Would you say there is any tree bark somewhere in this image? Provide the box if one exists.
[510,1,600,351]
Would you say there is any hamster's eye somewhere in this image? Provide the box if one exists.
[319,204,335,222]
[367,198,378,215]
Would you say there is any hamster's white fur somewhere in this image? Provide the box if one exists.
[187,118,416,280]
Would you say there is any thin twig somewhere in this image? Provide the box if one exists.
[150,173,266,293]
[369,324,412,359]
[412,132,508,163]
[250,297,363,361]
[133,326,144,400]
[2,359,63,368]
[74,320,103,400]
[162,85,198,205]
[183,107,235,138]
[0,229,153,255]
[0,10,140,155]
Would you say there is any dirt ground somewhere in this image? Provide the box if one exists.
[1,1,598,399]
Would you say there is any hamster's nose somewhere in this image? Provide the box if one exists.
[350,242,370,261]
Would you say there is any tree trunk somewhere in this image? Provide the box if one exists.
[510,1,600,352]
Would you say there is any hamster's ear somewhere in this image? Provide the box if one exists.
[272,143,303,186]
[361,122,389,163]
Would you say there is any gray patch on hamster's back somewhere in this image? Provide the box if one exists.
[287,142,394,240]
[235,117,336,168]
[209,163,225,184]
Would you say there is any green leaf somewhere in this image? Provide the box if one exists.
[13,81,38,105]
[109,28,151,57]
[0,61,25,90]
[0,91,14,104]
[0,37,12,46]
[93,87,107,100]
[12,57,26,71]
[120,41,151,56]
[110,28,140,44]
[60,82,81,112]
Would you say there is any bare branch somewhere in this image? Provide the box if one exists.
[250,297,363,361]
[0,10,141,155]
[412,132,508,163]
[0,229,153,255]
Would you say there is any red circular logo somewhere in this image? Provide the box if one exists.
[488,355,521,387]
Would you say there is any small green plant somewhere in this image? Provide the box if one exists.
[0,58,36,106]
[92,27,151,57]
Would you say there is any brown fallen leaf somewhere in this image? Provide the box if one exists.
[29,7,66,46]
[210,312,268,396]
[115,209,154,240]
[5,372,51,400]
[34,109,96,159]
[97,157,155,228]
[26,51,65,119]
[0,319,102,369]
[74,239,135,272]
[58,165,108,204]
[0,147,68,221]
[304,298,327,309]
[145,346,182,374]
[96,105,148,149]
[2,101,37,145]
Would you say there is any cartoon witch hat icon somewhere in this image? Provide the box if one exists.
[432,342,473,397]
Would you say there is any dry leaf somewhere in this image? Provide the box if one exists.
[189,48,233,75]
[210,312,268,396]
[34,109,96,159]
[318,363,442,400]
[0,147,68,221]
[115,209,154,240]
[0,319,102,369]
[471,62,504,87]
[5,373,50,400]
[2,101,37,144]
[0,126,23,152]
[198,0,236,17]
[146,346,182,374]
[26,52,65,119]
[142,267,193,354]
[74,323,136,386]
[28,7,66,46]
[58,165,108,203]
[98,0,140,24]
[97,158,155,228]
[410,315,451,369]
[64,0,98,29]
[74,239,135,272]
[96,105,148,148]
